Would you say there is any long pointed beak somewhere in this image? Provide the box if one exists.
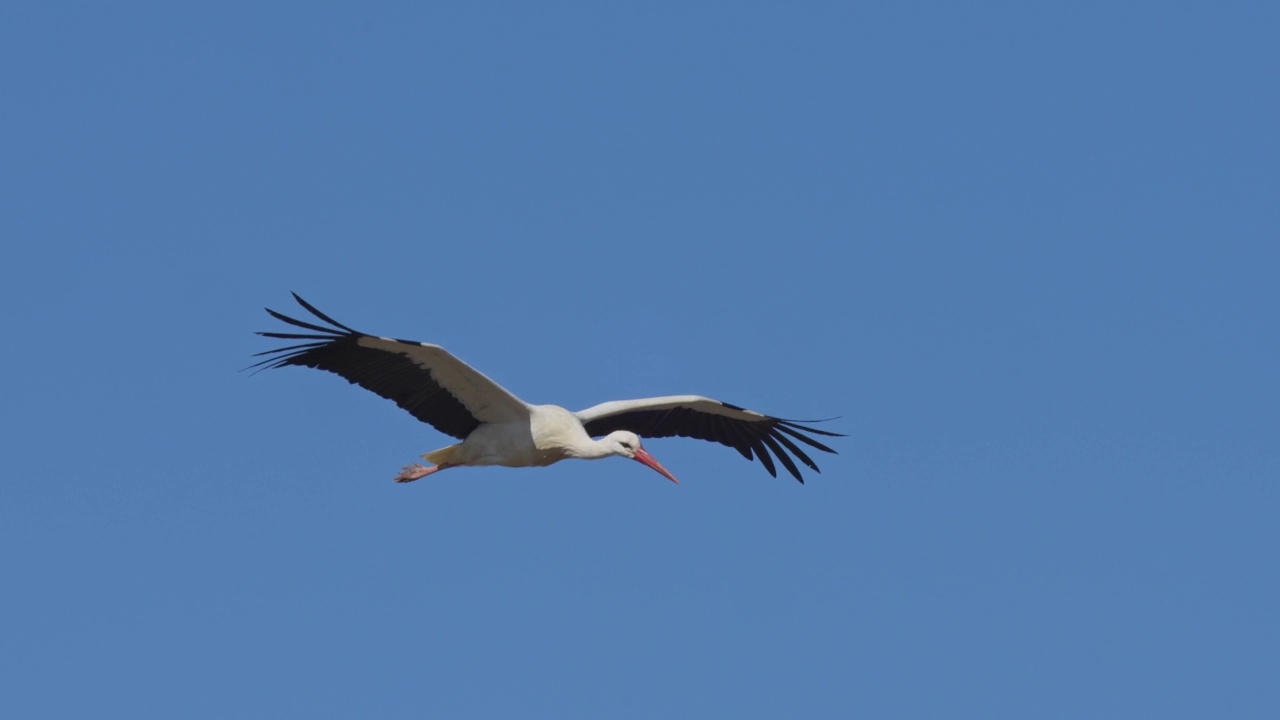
[632,447,679,484]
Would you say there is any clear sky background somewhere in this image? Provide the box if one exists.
[2,3,1277,718]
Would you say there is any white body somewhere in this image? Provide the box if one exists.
[440,405,597,468]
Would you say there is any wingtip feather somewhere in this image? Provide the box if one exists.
[291,293,358,333]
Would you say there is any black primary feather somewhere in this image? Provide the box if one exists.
[252,294,482,440]
[580,404,842,484]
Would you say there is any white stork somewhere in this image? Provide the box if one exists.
[253,294,840,484]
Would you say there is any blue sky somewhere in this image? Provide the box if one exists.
[2,3,1277,717]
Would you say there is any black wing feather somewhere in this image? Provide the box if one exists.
[769,430,819,472]
[761,434,801,484]
[753,437,778,478]
[580,403,841,483]
[775,423,839,454]
[253,295,482,440]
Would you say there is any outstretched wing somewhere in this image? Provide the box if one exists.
[252,293,529,439]
[576,395,841,483]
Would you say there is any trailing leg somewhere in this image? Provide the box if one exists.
[394,462,455,483]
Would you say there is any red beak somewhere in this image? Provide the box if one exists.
[632,447,679,484]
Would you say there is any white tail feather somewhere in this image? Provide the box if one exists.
[421,444,462,465]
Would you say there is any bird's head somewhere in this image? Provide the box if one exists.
[605,431,679,484]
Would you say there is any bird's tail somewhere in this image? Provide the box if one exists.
[421,444,462,465]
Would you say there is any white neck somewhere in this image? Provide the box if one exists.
[566,437,619,460]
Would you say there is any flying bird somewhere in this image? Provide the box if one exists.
[252,294,840,484]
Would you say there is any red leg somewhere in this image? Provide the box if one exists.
[394,462,455,483]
